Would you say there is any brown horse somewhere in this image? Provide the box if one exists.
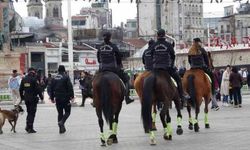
[92,71,125,146]
[140,70,183,145]
[182,53,213,132]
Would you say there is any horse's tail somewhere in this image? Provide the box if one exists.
[100,78,113,125]
[187,75,196,108]
[141,75,154,133]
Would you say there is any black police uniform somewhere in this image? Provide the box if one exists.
[50,72,74,133]
[97,41,134,104]
[79,75,93,106]
[151,38,186,100]
[188,47,215,94]
[19,72,43,133]
[142,44,154,71]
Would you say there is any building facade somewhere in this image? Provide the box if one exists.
[80,2,112,29]
[125,19,138,38]
[44,0,63,28]
[71,15,98,29]
[138,0,204,43]
[217,14,250,44]
[27,0,43,19]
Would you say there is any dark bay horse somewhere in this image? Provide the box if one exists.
[141,70,183,145]
[92,71,125,146]
[134,71,158,130]
[182,52,213,132]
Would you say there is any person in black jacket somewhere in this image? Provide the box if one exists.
[151,29,189,105]
[97,32,134,104]
[19,67,43,133]
[142,39,155,71]
[79,71,93,107]
[50,65,74,134]
[188,38,215,94]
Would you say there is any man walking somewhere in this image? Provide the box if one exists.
[19,68,43,133]
[50,65,74,134]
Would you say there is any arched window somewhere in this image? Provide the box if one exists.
[53,7,59,18]
[35,12,40,18]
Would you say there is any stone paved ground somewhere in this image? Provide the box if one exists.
[0,92,250,150]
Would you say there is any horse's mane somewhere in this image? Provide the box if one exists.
[188,43,202,55]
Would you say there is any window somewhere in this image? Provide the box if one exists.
[31,53,44,62]
[53,7,59,18]
[131,22,137,28]
[226,25,230,33]
[73,52,79,62]
[62,52,68,62]
[72,20,86,26]
[221,25,224,33]
[35,12,40,18]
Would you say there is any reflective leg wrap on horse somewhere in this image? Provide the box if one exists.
[149,131,155,140]
[189,117,193,125]
[164,123,173,136]
[204,113,209,124]
[177,117,182,126]
[112,122,118,135]
[152,112,156,123]
[193,119,198,124]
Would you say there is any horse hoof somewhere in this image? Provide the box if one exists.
[107,138,113,146]
[100,139,106,147]
[150,139,157,145]
[176,126,183,135]
[194,123,199,132]
[109,134,118,144]
[188,123,193,130]
[163,133,172,140]
[205,124,210,129]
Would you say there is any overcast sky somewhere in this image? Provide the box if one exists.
[13,0,242,26]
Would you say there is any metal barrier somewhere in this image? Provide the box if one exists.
[0,88,11,101]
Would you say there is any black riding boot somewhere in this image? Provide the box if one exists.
[125,82,134,104]
[170,71,189,107]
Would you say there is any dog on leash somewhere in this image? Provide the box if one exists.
[0,105,24,134]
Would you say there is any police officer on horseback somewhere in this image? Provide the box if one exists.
[151,29,189,105]
[142,39,155,71]
[19,67,43,133]
[188,38,215,94]
[97,31,134,104]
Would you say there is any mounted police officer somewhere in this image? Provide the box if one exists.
[50,65,74,134]
[19,67,43,133]
[142,39,155,71]
[97,31,134,104]
[151,29,189,105]
[188,38,215,94]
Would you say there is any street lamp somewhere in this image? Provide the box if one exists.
[67,0,74,84]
